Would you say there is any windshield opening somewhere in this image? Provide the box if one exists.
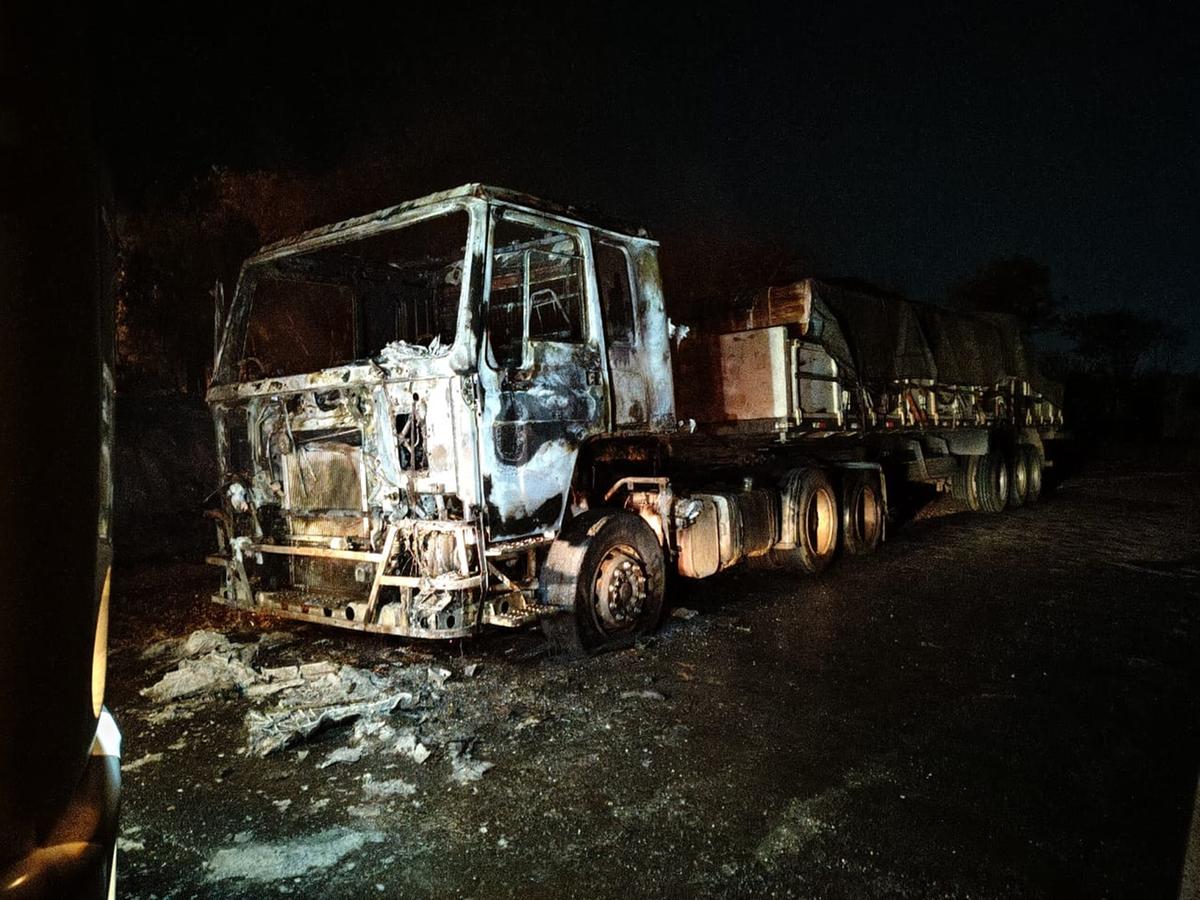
[224,208,469,382]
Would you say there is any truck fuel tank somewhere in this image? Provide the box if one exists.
[676,489,778,579]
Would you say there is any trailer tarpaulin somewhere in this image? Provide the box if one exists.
[914,305,1010,387]
[807,295,858,384]
[805,280,1060,396]
[914,305,984,385]
[709,277,1062,401]
[976,312,1033,381]
[810,281,937,383]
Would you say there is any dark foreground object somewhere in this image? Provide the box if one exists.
[108,460,1200,898]
[0,7,121,898]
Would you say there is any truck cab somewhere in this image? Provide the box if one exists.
[207,184,675,640]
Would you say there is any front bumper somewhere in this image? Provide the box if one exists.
[209,518,485,639]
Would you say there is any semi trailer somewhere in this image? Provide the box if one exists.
[205,184,1064,652]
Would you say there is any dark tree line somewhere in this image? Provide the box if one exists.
[950,254,1189,379]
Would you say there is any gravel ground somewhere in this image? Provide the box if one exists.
[107,458,1200,899]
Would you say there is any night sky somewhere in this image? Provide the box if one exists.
[98,3,1199,367]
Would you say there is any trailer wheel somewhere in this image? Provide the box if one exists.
[1022,444,1044,504]
[842,471,883,555]
[959,455,984,511]
[950,457,970,502]
[974,450,1009,513]
[540,510,665,654]
[1007,446,1030,509]
[771,468,838,574]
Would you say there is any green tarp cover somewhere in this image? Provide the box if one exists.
[805,280,1061,400]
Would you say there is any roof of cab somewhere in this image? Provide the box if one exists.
[249,183,653,264]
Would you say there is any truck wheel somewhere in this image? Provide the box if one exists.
[1007,446,1030,509]
[771,468,838,574]
[950,457,970,502]
[540,510,665,654]
[842,471,883,555]
[961,455,983,511]
[974,450,1009,513]
[1022,445,1044,504]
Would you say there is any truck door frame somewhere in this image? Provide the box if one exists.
[475,203,611,542]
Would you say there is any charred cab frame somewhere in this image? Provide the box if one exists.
[206,184,675,640]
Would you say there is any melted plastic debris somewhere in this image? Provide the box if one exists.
[393,729,433,764]
[620,689,666,701]
[668,318,691,345]
[142,704,194,725]
[376,335,446,366]
[121,752,164,773]
[318,745,364,769]
[140,628,232,663]
[352,718,396,745]
[448,740,493,784]
[361,775,417,799]
[246,662,413,758]
[141,642,259,702]
[141,630,417,757]
[140,630,295,702]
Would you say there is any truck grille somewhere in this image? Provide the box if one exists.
[283,442,365,512]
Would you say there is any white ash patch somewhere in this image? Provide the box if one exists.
[204,828,384,883]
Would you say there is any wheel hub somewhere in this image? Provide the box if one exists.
[594,548,647,630]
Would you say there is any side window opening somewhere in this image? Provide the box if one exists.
[487,215,585,368]
[595,240,636,346]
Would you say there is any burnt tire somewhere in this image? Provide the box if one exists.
[540,509,666,654]
[841,471,884,556]
[1007,445,1030,509]
[1022,444,1044,504]
[770,467,839,574]
[974,449,1009,513]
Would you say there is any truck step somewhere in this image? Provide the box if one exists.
[483,604,561,628]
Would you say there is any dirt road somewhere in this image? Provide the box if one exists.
[107,460,1200,898]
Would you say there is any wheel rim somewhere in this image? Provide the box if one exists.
[1028,452,1042,495]
[806,486,838,556]
[855,484,881,544]
[593,545,648,632]
[994,457,1008,504]
[1013,455,1028,497]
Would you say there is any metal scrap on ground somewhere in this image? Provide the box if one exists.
[138,628,490,782]
[140,630,260,702]
[141,629,419,757]
[246,666,412,757]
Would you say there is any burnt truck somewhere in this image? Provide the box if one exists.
[205,184,1064,652]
